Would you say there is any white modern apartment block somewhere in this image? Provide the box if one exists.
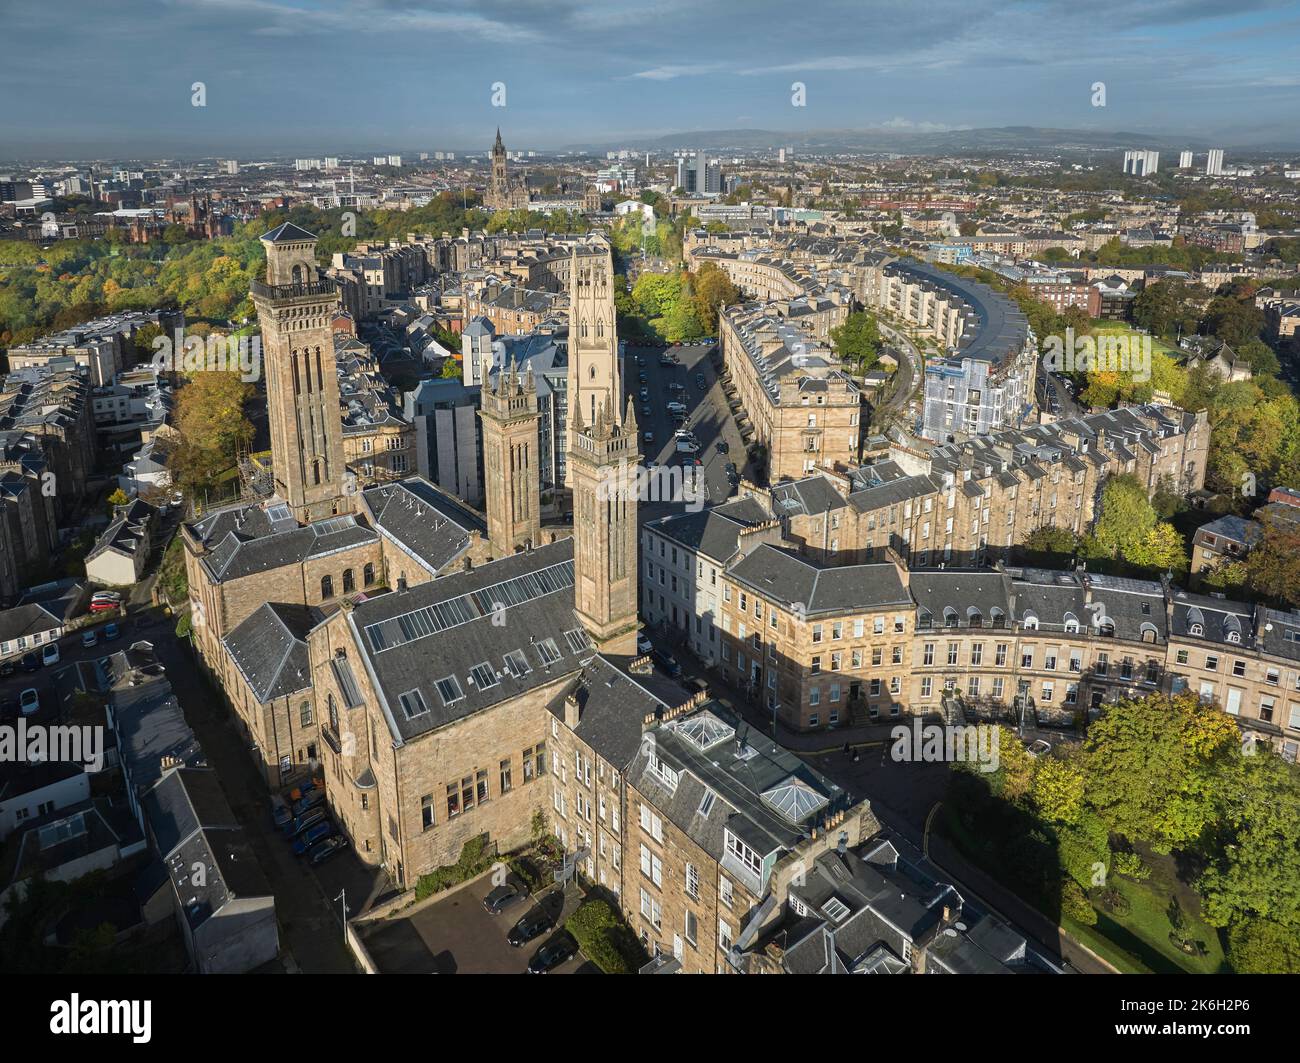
[1206,149,1225,176]
[1122,149,1160,177]
[1179,151,1193,169]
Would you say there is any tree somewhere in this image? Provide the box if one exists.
[170,371,255,495]
[1094,474,1156,559]
[1245,511,1300,608]
[1228,918,1300,973]
[1031,755,1086,825]
[1016,525,1077,566]
[689,261,740,334]
[1199,748,1300,930]
[105,488,130,511]
[1083,691,1240,853]
[1123,521,1186,572]
[439,357,461,379]
[829,311,881,372]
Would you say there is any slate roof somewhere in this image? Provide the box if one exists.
[0,601,64,644]
[727,546,910,616]
[144,768,273,931]
[86,498,155,564]
[646,496,770,563]
[626,701,848,894]
[771,475,848,516]
[189,503,378,583]
[261,221,317,243]
[1169,588,1254,646]
[348,539,593,743]
[223,603,319,703]
[544,655,674,771]
[361,477,483,575]
[909,570,1012,628]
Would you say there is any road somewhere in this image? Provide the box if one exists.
[625,340,747,524]
[875,320,923,427]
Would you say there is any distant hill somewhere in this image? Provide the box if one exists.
[571,125,1215,157]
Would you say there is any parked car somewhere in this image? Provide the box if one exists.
[91,591,121,604]
[286,807,329,838]
[652,648,682,679]
[81,629,98,648]
[103,622,120,641]
[636,632,653,656]
[42,643,59,666]
[291,818,336,855]
[0,660,15,678]
[643,431,654,444]
[507,908,553,947]
[89,599,119,613]
[292,789,325,817]
[21,653,40,673]
[270,795,292,830]
[716,440,728,454]
[695,373,706,389]
[527,932,578,974]
[666,401,686,414]
[483,883,524,914]
[19,688,39,716]
[307,836,348,866]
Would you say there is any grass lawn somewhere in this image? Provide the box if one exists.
[1087,319,1181,357]
[939,806,1226,974]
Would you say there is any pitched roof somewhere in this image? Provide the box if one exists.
[261,221,317,244]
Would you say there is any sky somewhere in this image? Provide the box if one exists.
[2,0,1299,158]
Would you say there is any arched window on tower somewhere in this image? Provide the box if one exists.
[343,568,355,594]
[291,264,303,285]
[364,563,376,587]
[321,574,334,599]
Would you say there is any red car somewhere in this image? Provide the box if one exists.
[89,599,119,612]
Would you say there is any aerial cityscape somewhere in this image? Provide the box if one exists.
[2,0,1299,1021]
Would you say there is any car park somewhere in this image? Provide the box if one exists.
[527,932,578,974]
[507,908,552,947]
[291,818,336,855]
[19,688,39,716]
[307,836,348,866]
[42,643,60,666]
[81,629,98,648]
[483,883,524,914]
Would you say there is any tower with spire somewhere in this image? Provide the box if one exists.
[489,128,511,209]
[477,353,542,556]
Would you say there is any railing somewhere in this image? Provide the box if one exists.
[251,278,337,301]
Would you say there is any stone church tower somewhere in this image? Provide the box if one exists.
[251,222,349,522]
[570,395,639,654]
[489,128,509,209]
[565,244,623,486]
[478,356,541,556]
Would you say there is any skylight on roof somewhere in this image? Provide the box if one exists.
[400,687,432,717]
[469,662,498,690]
[535,638,561,666]
[821,897,851,924]
[677,710,735,752]
[761,776,829,823]
[503,649,531,678]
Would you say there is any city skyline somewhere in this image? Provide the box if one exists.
[4,0,1300,156]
